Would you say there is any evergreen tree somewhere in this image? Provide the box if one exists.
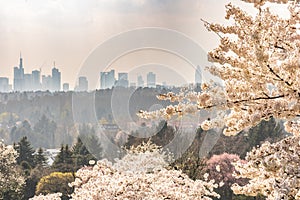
[72,137,96,170]
[78,125,103,160]
[15,136,36,170]
[80,133,103,161]
[34,148,47,167]
[52,145,74,172]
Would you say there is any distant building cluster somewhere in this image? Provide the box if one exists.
[13,55,62,92]
[0,54,67,92]
[99,70,159,89]
[75,76,88,92]
[0,53,203,93]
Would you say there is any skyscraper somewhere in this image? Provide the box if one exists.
[75,76,88,91]
[63,83,69,92]
[13,53,24,91]
[195,65,202,84]
[42,75,52,91]
[32,70,41,91]
[137,75,144,88]
[100,70,115,89]
[116,73,129,88]
[0,77,9,93]
[147,72,156,88]
[52,67,61,91]
[23,73,32,91]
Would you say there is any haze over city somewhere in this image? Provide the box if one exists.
[0,0,261,89]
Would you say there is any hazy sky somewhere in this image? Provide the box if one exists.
[0,0,254,89]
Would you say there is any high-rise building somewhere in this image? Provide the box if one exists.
[147,72,156,88]
[63,83,69,92]
[42,75,52,91]
[195,65,202,84]
[130,82,136,88]
[52,67,61,91]
[13,54,24,91]
[24,74,32,91]
[32,70,41,91]
[0,77,9,92]
[100,70,115,89]
[75,76,88,91]
[116,73,129,88]
[137,75,144,88]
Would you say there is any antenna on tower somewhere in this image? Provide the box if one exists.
[54,61,56,67]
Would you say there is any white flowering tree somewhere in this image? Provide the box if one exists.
[70,141,219,200]
[138,0,300,199]
[0,141,24,199]
[139,0,300,136]
[232,136,300,199]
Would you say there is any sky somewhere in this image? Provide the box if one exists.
[0,0,255,89]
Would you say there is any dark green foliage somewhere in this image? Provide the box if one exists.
[209,118,286,159]
[22,166,52,200]
[78,125,103,160]
[52,145,74,173]
[72,137,96,171]
[125,120,175,148]
[34,148,47,167]
[15,136,36,169]
[51,134,101,172]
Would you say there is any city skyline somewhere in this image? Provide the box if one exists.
[1,54,204,92]
[0,0,257,89]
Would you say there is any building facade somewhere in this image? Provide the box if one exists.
[147,72,156,88]
[100,70,115,89]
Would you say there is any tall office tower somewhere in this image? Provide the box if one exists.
[32,70,41,91]
[130,82,136,88]
[42,75,52,91]
[147,72,156,88]
[63,83,69,92]
[100,69,115,89]
[13,53,25,91]
[0,77,9,92]
[52,67,61,91]
[195,65,202,84]
[24,74,32,91]
[137,75,144,88]
[76,76,88,91]
[116,72,129,88]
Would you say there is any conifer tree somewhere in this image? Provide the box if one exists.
[34,148,47,167]
[52,145,74,172]
[72,137,96,170]
[15,136,36,169]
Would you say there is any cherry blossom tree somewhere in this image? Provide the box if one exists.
[138,0,300,137]
[70,141,220,200]
[29,193,62,200]
[0,140,25,199]
[205,153,247,199]
[232,136,300,199]
[138,0,300,199]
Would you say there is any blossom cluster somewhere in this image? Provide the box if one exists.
[139,0,300,137]
[232,135,300,199]
[205,153,246,189]
[0,140,24,198]
[29,193,62,200]
[70,141,220,200]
